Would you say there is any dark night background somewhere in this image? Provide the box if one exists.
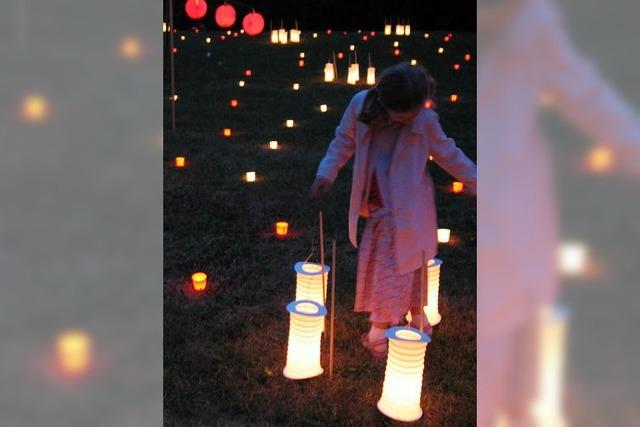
[166,0,476,32]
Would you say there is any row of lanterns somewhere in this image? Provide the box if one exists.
[185,1,265,36]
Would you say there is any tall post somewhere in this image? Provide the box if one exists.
[329,240,337,379]
[169,0,176,130]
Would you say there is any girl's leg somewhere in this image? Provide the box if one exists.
[362,321,390,357]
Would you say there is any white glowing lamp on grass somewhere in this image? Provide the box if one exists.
[270,29,278,43]
[294,262,330,305]
[290,29,301,43]
[531,305,570,427]
[324,62,335,82]
[283,300,327,380]
[366,66,376,85]
[404,24,411,36]
[424,258,443,326]
[347,63,360,85]
[278,28,288,44]
[384,24,392,35]
[377,326,431,422]
[395,24,405,36]
[437,228,451,243]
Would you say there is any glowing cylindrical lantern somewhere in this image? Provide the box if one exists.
[438,47,444,54]
[180,35,186,41]
[557,242,588,276]
[171,94,179,101]
[377,327,431,422]
[294,261,330,305]
[238,80,245,87]
[230,99,238,108]
[366,67,376,85]
[293,83,300,90]
[56,330,92,375]
[275,221,289,237]
[450,94,459,103]
[384,24,392,35]
[324,63,335,82]
[185,0,207,20]
[410,59,417,66]
[312,32,318,38]
[320,104,328,112]
[453,63,460,70]
[393,48,400,57]
[278,28,288,44]
[532,305,570,427]
[244,69,252,77]
[424,258,443,326]
[223,128,232,137]
[175,157,185,167]
[395,24,405,36]
[290,29,301,43]
[298,59,305,67]
[286,119,294,128]
[269,140,278,149]
[452,181,464,193]
[424,100,434,109]
[270,29,279,43]
[405,24,411,36]
[349,44,355,51]
[437,228,451,243]
[205,36,211,44]
[214,3,236,28]
[283,300,327,380]
[393,41,399,47]
[347,64,358,85]
[465,53,472,61]
[299,52,305,58]
[424,33,430,38]
[191,272,207,291]
[21,94,49,123]
[246,171,256,182]
[242,11,264,36]
[337,52,344,59]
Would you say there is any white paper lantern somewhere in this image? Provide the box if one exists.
[290,29,301,43]
[278,28,288,44]
[557,242,588,276]
[424,258,443,326]
[245,171,256,182]
[294,262,329,305]
[366,66,376,85]
[532,305,569,427]
[324,62,335,82]
[395,24,405,36]
[347,63,360,85]
[269,140,278,149]
[270,29,279,43]
[283,300,327,380]
[285,119,294,128]
[405,24,411,36]
[437,228,450,243]
[320,104,328,112]
[384,24,392,35]
[377,327,431,422]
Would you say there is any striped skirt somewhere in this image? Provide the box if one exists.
[354,208,422,324]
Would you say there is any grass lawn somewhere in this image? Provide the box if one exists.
[164,29,476,426]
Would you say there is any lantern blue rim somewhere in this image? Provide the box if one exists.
[294,261,330,276]
[428,258,443,267]
[287,300,327,317]
[386,326,431,344]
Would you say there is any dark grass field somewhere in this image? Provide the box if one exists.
[164,29,476,426]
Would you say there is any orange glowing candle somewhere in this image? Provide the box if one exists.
[275,221,289,237]
[175,157,185,167]
[452,181,464,193]
[450,94,459,103]
[191,272,207,291]
[56,330,92,376]
[223,128,232,137]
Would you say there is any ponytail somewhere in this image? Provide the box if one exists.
[357,87,389,126]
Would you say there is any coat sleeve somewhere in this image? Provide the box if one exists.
[428,111,478,194]
[538,2,640,177]
[316,94,359,183]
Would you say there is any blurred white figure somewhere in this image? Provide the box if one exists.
[477,0,640,426]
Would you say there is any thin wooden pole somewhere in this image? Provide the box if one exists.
[169,0,176,131]
[419,251,426,332]
[319,211,325,305]
[332,51,338,80]
[329,240,337,379]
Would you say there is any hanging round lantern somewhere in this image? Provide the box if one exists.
[185,0,207,20]
[242,11,265,36]
[215,3,236,28]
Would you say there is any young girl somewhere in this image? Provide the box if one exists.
[309,63,477,358]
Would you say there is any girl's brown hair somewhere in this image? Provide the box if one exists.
[358,63,436,126]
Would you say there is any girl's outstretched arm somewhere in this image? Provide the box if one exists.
[315,94,360,183]
[428,111,477,194]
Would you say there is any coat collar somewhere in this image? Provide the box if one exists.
[357,108,427,138]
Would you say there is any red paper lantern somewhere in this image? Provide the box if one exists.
[242,11,265,36]
[215,3,236,28]
[185,0,207,20]
[453,63,461,70]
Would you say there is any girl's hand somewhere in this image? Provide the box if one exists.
[309,177,332,200]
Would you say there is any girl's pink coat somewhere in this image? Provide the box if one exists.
[317,90,477,275]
